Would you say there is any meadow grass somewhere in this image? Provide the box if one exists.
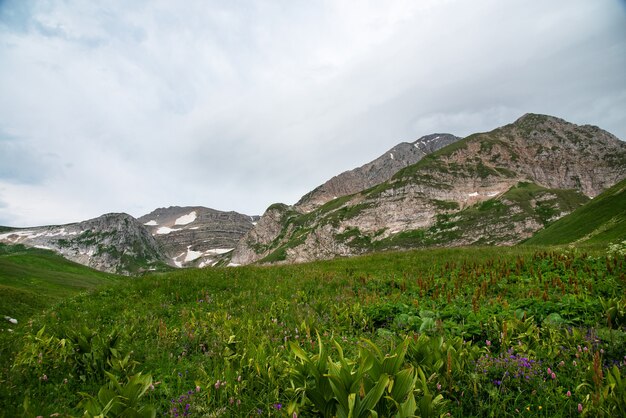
[1,244,625,417]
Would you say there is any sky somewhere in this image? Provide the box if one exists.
[0,0,625,227]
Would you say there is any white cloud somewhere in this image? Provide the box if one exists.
[0,0,624,226]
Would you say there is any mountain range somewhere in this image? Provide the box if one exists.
[1,113,624,273]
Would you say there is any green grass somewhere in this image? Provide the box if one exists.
[0,243,122,321]
[525,178,626,246]
[1,244,625,417]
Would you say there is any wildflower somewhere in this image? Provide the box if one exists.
[538,406,542,410]
[437,383,442,390]
[293,413,298,418]
[547,367,552,374]
[567,391,571,397]
[274,403,282,410]
[214,380,221,389]
[195,385,201,392]
[237,375,242,382]
[578,403,583,413]
[486,340,491,347]
[573,360,577,366]
[551,372,556,379]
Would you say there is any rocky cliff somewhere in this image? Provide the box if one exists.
[138,206,256,268]
[295,134,460,212]
[0,213,166,274]
[231,113,626,265]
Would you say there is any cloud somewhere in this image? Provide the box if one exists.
[0,0,624,226]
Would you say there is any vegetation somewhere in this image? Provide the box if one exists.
[1,243,625,417]
[344,182,589,252]
[525,178,626,246]
[0,244,121,321]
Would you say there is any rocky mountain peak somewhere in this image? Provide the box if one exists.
[232,113,626,266]
[138,206,256,268]
[295,133,461,212]
[0,212,166,274]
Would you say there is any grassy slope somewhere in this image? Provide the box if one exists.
[525,178,626,246]
[0,243,122,321]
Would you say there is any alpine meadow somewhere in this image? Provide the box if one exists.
[1,122,625,417]
[1,1,626,417]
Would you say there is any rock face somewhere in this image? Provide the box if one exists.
[231,113,626,265]
[295,134,460,212]
[138,206,256,268]
[0,213,166,274]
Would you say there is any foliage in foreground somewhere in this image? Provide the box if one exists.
[1,246,626,417]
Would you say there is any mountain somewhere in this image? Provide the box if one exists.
[0,213,167,274]
[137,206,257,268]
[295,134,460,212]
[231,113,626,265]
[524,177,626,246]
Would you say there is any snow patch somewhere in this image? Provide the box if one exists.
[34,245,52,250]
[156,226,177,235]
[173,260,182,268]
[184,247,203,262]
[175,211,197,225]
[227,263,241,267]
[205,248,233,255]
[487,191,499,197]
[389,153,394,160]
[0,230,36,240]
[144,220,158,226]
[468,192,479,197]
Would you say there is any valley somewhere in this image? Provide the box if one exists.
[0,113,624,417]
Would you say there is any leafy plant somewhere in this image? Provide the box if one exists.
[288,336,425,417]
[78,371,156,418]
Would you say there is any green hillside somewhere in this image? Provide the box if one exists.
[525,178,626,246]
[1,245,625,417]
[0,243,122,321]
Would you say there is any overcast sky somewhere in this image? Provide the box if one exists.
[0,0,625,227]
